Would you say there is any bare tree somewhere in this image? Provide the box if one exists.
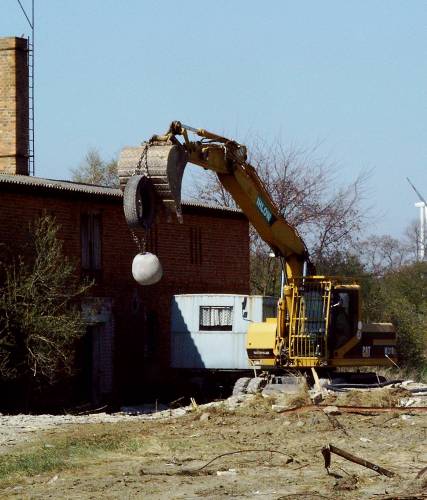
[186,138,370,294]
[356,234,411,276]
[71,149,119,188]
[404,219,422,262]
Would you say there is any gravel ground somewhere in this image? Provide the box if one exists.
[1,381,426,452]
[0,411,185,451]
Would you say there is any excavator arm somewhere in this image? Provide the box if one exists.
[119,121,312,279]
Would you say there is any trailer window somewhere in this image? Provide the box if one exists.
[199,306,233,331]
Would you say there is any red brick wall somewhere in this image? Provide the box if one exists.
[0,184,250,399]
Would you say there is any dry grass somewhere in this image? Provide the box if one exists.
[334,387,413,407]
[0,422,152,485]
[337,365,427,384]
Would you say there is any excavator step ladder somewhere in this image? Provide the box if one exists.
[288,280,331,363]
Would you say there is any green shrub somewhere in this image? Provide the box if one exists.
[0,215,91,387]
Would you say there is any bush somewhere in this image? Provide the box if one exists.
[0,216,91,391]
[369,262,427,373]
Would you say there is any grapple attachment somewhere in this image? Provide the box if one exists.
[118,142,188,229]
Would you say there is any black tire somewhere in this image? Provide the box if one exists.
[232,377,251,396]
[123,175,156,230]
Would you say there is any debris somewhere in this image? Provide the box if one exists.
[169,396,185,409]
[359,437,372,443]
[272,404,287,413]
[199,412,210,422]
[323,406,341,416]
[47,475,58,484]
[401,398,418,407]
[321,444,395,478]
[311,391,324,404]
[262,376,306,396]
[311,367,322,392]
[216,468,237,476]
[190,397,198,410]
[333,474,359,491]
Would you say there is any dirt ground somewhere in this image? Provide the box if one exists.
[0,393,426,499]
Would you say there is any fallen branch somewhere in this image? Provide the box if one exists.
[374,495,427,500]
[193,448,293,472]
[169,396,185,409]
[76,404,108,416]
[324,413,349,436]
[321,444,395,478]
[140,449,293,476]
[416,466,427,479]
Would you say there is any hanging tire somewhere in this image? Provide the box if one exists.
[123,175,156,230]
[232,377,251,396]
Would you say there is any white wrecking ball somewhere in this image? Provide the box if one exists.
[132,252,163,285]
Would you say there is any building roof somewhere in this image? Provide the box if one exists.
[0,173,243,215]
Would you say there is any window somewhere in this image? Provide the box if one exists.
[81,212,102,279]
[190,227,202,265]
[199,306,233,331]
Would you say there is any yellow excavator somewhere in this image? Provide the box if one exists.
[118,121,397,390]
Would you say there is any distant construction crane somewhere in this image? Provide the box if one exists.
[407,177,427,261]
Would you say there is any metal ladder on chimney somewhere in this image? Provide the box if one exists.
[28,37,35,176]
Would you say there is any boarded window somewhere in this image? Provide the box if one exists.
[190,227,202,265]
[81,212,102,279]
[199,306,233,331]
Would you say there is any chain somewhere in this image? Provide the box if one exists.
[131,228,146,253]
[132,142,150,177]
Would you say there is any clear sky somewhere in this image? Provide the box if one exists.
[2,0,426,238]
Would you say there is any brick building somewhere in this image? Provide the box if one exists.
[0,37,250,406]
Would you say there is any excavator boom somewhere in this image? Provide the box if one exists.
[119,121,311,279]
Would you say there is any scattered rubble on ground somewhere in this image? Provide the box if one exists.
[0,381,426,499]
[0,380,426,453]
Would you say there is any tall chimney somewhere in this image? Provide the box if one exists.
[0,37,29,175]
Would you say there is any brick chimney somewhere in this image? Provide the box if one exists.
[0,37,29,175]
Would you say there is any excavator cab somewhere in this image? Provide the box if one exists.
[247,276,397,369]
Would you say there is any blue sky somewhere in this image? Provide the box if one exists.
[2,0,426,237]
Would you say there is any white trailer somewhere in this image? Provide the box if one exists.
[171,294,276,370]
